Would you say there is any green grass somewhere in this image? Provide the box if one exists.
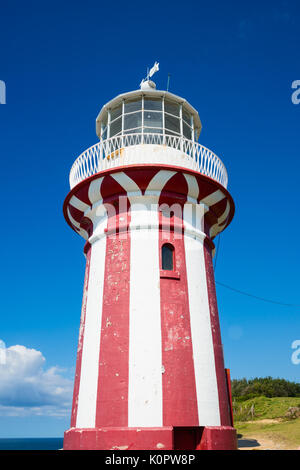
[236,418,300,449]
[233,396,300,449]
[233,396,300,421]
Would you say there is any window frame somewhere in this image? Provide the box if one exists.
[160,242,180,280]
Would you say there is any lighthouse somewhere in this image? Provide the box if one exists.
[63,71,237,450]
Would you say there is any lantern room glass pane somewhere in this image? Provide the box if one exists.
[124,99,142,113]
[165,100,180,116]
[101,126,107,140]
[124,111,142,130]
[110,105,122,122]
[110,116,122,136]
[165,113,180,134]
[124,127,142,134]
[183,122,192,140]
[144,98,162,111]
[144,127,163,134]
[182,108,191,125]
[165,129,179,137]
[144,111,162,128]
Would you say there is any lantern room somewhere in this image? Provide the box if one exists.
[96,80,202,143]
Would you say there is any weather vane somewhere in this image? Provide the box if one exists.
[140,61,159,87]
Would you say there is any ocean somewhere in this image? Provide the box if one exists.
[0,438,64,450]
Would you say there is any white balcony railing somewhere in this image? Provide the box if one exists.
[69,133,228,189]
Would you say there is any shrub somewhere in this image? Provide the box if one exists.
[231,377,300,398]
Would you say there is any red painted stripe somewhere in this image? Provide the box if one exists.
[80,216,93,238]
[100,174,128,202]
[159,172,188,201]
[203,239,232,426]
[225,368,234,426]
[70,245,92,427]
[95,207,131,427]
[68,204,84,225]
[204,210,218,238]
[123,168,160,194]
[75,184,92,206]
[210,197,227,219]
[158,210,199,426]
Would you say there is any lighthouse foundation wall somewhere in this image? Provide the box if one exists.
[63,425,237,450]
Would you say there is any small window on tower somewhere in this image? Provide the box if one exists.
[161,243,174,271]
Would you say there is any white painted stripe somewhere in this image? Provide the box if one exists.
[200,189,225,207]
[67,207,89,240]
[210,200,231,238]
[145,170,176,194]
[66,207,81,230]
[88,177,104,204]
[111,172,142,198]
[183,202,204,237]
[69,195,90,213]
[183,213,221,426]
[76,235,107,428]
[128,206,163,427]
[183,173,199,202]
[217,200,230,226]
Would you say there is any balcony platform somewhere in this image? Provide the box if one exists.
[69,134,228,190]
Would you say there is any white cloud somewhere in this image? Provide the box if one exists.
[0,342,73,416]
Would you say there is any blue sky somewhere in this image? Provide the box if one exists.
[0,0,299,437]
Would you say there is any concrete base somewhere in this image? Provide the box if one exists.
[198,426,238,450]
[63,426,237,450]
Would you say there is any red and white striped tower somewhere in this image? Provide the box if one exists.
[63,76,237,450]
